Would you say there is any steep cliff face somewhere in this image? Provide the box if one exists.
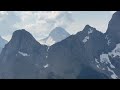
[105,11,120,50]
[0,29,47,79]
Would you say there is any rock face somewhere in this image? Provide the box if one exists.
[0,29,47,79]
[0,36,8,53]
[105,11,120,50]
[39,27,70,46]
[46,25,108,79]
[44,11,120,79]
[102,11,120,79]
[0,11,120,79]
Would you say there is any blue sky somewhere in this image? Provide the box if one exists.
[0,11,116,41]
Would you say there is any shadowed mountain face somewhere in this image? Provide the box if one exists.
[0,27,109,79]
[105,11,120,50]
[0,29,47,79]
[41,11,120,79]
[0,11,120,79]
[106,11,120,35]
[46,25,109,79]
[102,11,120,79]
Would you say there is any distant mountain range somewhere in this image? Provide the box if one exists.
[0,36,8,53]
[39,27,70,46]
[0,11,120,79]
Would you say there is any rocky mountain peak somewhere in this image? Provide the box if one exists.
[39,27,70,46]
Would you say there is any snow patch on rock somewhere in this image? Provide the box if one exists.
[109,43,120,58]
[105,35,111,46]
[100,53,115,68]
[97,65,100,68]
[18,51,30,56]
[95,58,99,63]
[88,28,93,34]
[45,36,56,46]
[83,36,89,43]
[83,28,93,43]
[44,64,49,68]
[107,66,118,79]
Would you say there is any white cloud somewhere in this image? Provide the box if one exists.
[0,11,113,41]
[0,11,20,40]
[2,34,12,41]
[0,11,8,15]
[0,11,8,21]
[13,11,74,40]
[0,11,74,41]
[110,11,116,14]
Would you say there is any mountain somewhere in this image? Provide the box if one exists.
[101,11,120,79]
[42,11,120,79]
[0,11,120,79]
[39,27,70,46]
[0,36,8,53]
[45,25,109,79]
[0,29,47,79]
[105,11,120,50]
[0,26,108,79]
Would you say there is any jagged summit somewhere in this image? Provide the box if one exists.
[49,27,69,37]
[83,24,91,29]
[83,24,98,32]
[39,27,70,46]
[76,24,103,37]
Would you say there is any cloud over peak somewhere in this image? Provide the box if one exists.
[0,11,73,41]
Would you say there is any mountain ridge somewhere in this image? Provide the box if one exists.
[0,11,120,79]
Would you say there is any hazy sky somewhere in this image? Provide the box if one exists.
[0,11,116,41]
